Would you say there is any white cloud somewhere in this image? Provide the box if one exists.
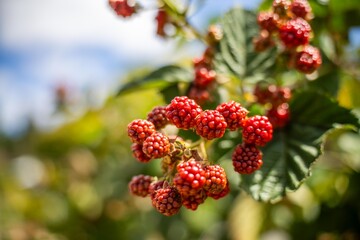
[0,0,174,58]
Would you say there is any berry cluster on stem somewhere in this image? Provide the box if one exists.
[253,0,322,74]
[127,96,273,216]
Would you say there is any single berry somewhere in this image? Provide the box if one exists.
[207,180,230,200]
[166,96,203,130]
[216,101,248,131]
[203,165,227,194]
[253,30,275,52]
[147,106,169,130]
[182,189,207,210]
[155,9,169,37]
[295,45,322,74]
[142,132,171,159]
[267,103,291,128]
[290,0,312,20]
[131,143,152,163]
[152,186,182,216]
[188,86,211,106]
[173,159,206,196]
[128,175,154,197]
[195,110,227,140]
[272,0,291,18]
[279,18,311,48]
[232,144,263,174]
[149,180,166,199]
[109,0,136,18]
[242,115,273,146]
[254,84,291,106]
[257,12,279,32]
[194,67,216,88]
[127,119,156,144]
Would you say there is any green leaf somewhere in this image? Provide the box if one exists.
[308,70,340,97]
[213,8,276,82]
[239,90,360,202]
[116,65,192,96]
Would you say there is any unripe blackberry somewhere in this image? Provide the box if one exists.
[295,45,322,74]
[109,0,136,18]
[194,67,216,88]
[257,12,279,33]
[203,165,227,194]
[242,115,273,146]
[216,101,249,131]
[267,103,290,128]
[166,96,203,130]
[188,86,211,106]
[142,132,171,159]
[131,143,152,163]
[147,106,169,130]
[127,119,156,144]
[279,18,311,48]
[290,0,312,20]
[254,84,291,106]
[149,180,166,199]
[232,144,263,174]
[272,0,291,18]
[253,30,275,52]
[195,110,227,140]
[207,180,230,200]
[173,159,206,196]
[182,189,207,210]
[152,186,182,216]
[128,174,154,197]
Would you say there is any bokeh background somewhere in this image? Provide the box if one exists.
[1,0,360,239]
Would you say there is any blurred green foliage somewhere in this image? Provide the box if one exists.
[1,0,360,239]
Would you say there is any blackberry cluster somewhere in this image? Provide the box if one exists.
[188,25,222,105]
[253,0,322,74]
[254,83,292,129]
[126,96,274,216]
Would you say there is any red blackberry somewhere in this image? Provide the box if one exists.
[195,110,227,140]
[173,159,206,196]
[166,96,203,130]
[149,180,166,199]
[194,67,216,88]
[142,132,171,159]
[257,12,279,33]
[109,0,136,18]
[207,180,230,200]
[131,143,152,163]
[155,9,169,37]
[216,101,248,131]
[295,45,322,74]
[267,103,290,128]
[128,175,154,197]
[203,165,227,194]
[188,86,211,106]
[147,106,169,130]
[242,115,273,146]
[279,18,311,48]
[254,84,291,106]
[182,189,207,210]
[290,0,312,20]
[272,0,291,18]
[127,119,156,144]
[232,144,263,174]
[253,30,275,52]
[152,186,182,216]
